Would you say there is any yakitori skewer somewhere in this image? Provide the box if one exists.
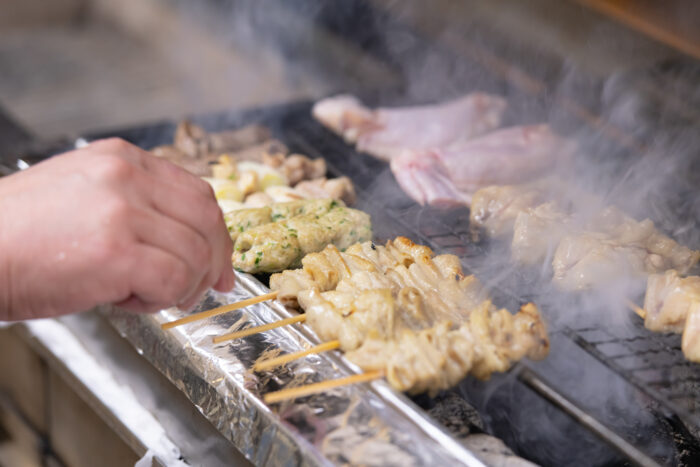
[161,291,278,330]
[253,340,340,372]
[213,314,306,343]
[263,370,384,404]
[625,299,646,319]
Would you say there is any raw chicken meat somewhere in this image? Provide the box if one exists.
[390,125,566,206]
[312,93,507,161]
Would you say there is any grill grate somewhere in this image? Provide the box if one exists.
[566,319,700,430]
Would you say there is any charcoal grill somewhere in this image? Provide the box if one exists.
[9,1,700,465]
[42,96,685,466]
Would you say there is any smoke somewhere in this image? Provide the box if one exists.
[99,1,698,464]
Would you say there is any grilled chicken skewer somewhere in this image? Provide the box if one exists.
[266,237,549,395]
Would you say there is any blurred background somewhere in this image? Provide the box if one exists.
[1,0,698,142]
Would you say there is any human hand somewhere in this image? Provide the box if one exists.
[0,138,235,320]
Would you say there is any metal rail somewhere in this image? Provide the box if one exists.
[517,367,660,467]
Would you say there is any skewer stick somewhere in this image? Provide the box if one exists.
[625,299,646,320]
[254,340,340,372]
[161,291,278,330]
[213,314,306,343]
[263,370,384,404]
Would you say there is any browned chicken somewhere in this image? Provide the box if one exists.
[643,270,700,362]
[553,208,699,291]
[269,237,549,394]
[469,184,546,238]
[294,177,356,206]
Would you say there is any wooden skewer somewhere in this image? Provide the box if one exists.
[161,291,278,330]
[263,370,384,404]
[625,299,647,320]
[254,340,340,372]
[213,314,306,343]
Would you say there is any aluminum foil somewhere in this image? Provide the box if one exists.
[107,273,486,466]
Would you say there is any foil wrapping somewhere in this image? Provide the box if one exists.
[107,273,485,466]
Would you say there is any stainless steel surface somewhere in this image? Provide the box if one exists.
[107,272,487,467]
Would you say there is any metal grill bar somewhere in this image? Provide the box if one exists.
[517,367,660,467]
[564,325,700,430]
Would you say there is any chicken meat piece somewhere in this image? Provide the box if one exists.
[294,176,356,205]
[511,202,571,265]
[151,121,271,176]
[682,303,700,362]
[312,93,507,161]
[390,125,567,206]
[469,184,547,238]
[346,301,548,395]
[269,236,549,394]
[643,270,700,333]
[271,237,486,315]
[552,208,700,291]
[643,270,700,362]
[552,233,648,291]
[229,199,371,273]
[591,207,700,274]
[259,148,328,185]
[173,120,270,157]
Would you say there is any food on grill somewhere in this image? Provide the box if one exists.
[643,270,700,362]
[469,184,547,238]
[151,120,271,176]
[262,151,327,186]
[293,176,356,206]
[469,183,700,291]
[312,94,507,161]
[552,207,700,291]
[225,199,372,273]
[390,125,567,206]
[151,120,358,213]
[269,237,549,394]
[511,202,570,265]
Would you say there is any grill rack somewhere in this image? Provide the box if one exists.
[64,101,692,465]
[565,319,700,432]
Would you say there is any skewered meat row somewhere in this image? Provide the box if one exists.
[313,95,569,206]
[643,270,700,362]
[225,199,372,273]
[470,183,700,291]
[269,237,549,394]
